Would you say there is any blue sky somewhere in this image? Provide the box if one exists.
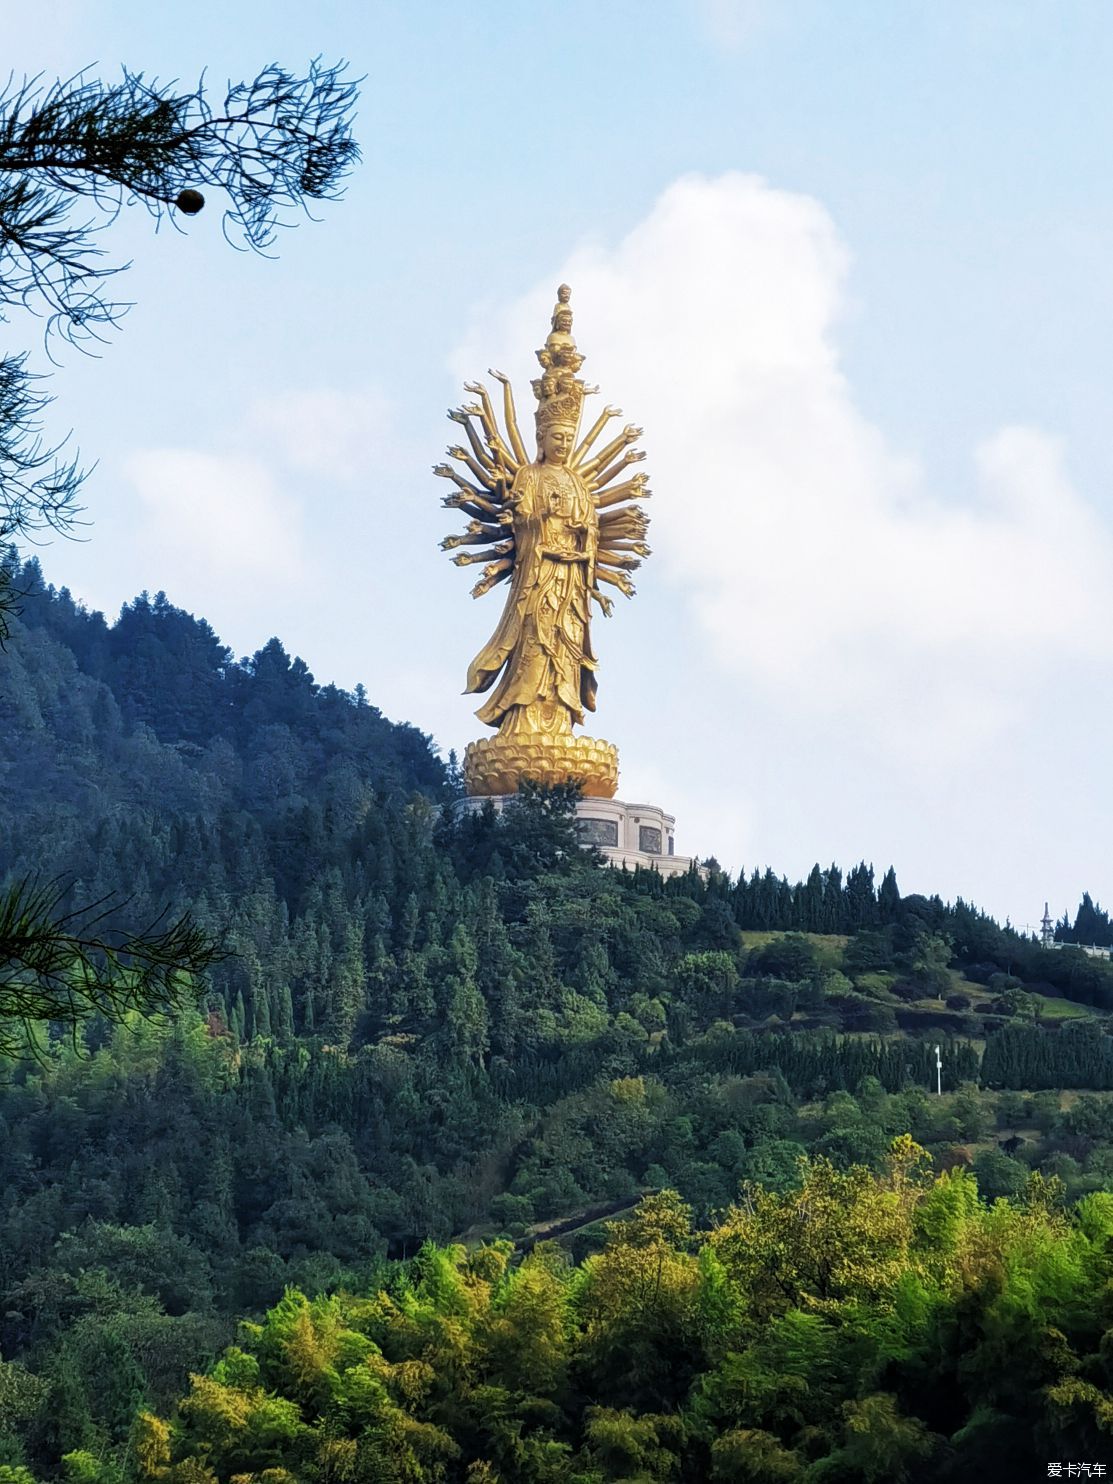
[11,1,1113,927]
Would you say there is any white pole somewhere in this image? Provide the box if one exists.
[934,1044,942,1096]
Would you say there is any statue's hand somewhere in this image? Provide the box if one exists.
[496,509,514,525]
[462,403,484,418]
[605,405,623,419]
[632,471,648,486]
[629,449,647,462]
[594,590,614,617]
[488,367,510,385]
[433,463,454,479]
[463,380,486,396]
[624,424,643,443]
[447,445,469,461]
[447,408,468,424]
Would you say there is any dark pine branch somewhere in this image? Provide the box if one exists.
[0,60,360,338]
[0,59,359,612]
[0,877,228,1059]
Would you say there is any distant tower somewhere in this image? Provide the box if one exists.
[1041,902,1054,949]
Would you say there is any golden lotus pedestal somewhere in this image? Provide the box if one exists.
[463,733,619,799]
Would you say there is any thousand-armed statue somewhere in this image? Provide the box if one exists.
[436,285,651,798]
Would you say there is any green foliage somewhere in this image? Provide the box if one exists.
[748,934,818,983]
[61,1451,122,1484]
[122,1154,1113,1481]
[971,1148,1028,1201]
[6,569,1113,1479]
[0,878,221,1061]
[672,952,739,1020]
[1,52,361,1045]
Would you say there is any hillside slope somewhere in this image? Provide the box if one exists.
[3,555,1113,1473]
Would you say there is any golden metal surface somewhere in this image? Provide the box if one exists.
[437,286,652,797]
[463,734,619,800]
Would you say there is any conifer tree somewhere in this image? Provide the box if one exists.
[878,866,902,922]
[0,60,359,1050]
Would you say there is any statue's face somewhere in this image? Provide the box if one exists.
[541,424,576,465]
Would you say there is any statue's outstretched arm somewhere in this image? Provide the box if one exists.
[601,511,649,538]
[581,424,643,479]
[592,448,647,490]
[463,382,499,443]
[470,558,513,598]
[447,446,499,492]
[435,466,504,511]
[600,500,648,526]
[600,516,650,550]
[572,405,621,469]
[450,410,497,472]
[600,539,651,557]
[594,474,650,510]
[487,431,521,479]
[439,490,503,522]
[434,462,481,493]
[596,548,642,571]
[445,499,501,522]
[440,520,510,550]
[452,539,514,566]
[596,567,636,597]
[489,369,529,466]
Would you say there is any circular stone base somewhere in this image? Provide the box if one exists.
[464,733,619,798]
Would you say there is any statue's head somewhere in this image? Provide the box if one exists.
[534,284,585,441]
[540,423,576,465]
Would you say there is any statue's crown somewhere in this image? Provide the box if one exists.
[533,283,586,433]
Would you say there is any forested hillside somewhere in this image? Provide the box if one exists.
[3,553,1113,1480]
[132,1149,1113,1480]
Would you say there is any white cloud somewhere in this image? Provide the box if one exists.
[245,386,397,483]
[693,0,768,49]
[119,379,407,622]
[456,173,1113,768]
[125,447,308,591]
[110,380,437,692]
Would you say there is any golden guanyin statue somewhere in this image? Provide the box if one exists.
[436,285,651,798]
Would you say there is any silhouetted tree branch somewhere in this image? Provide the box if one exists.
[0,58,360,629]
[0,878,227,1058]
[0,59,359,1047]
